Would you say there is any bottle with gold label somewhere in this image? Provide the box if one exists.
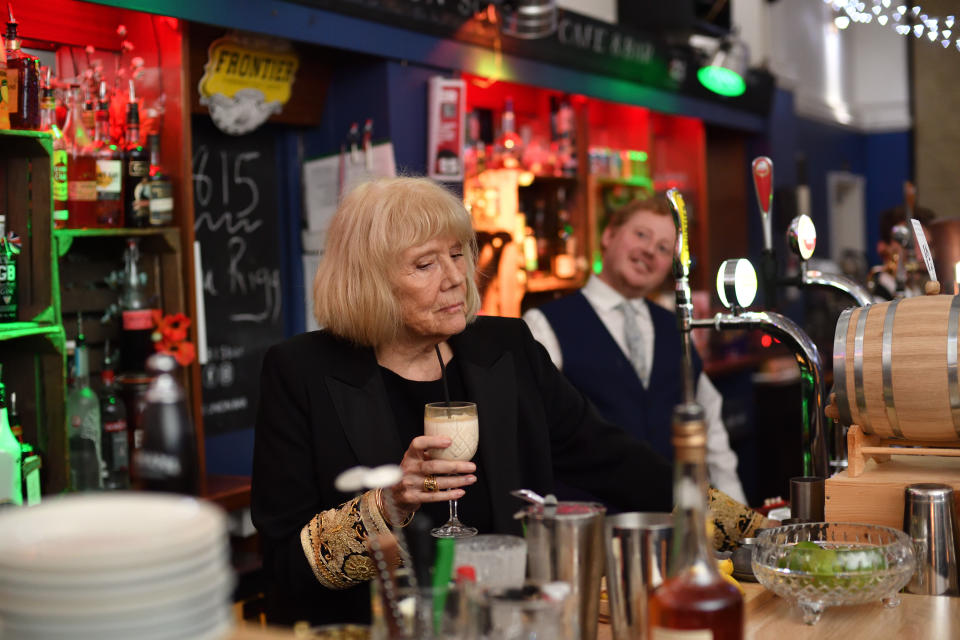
[648,403,743,640]
[123,81,149,228]
[0,34,10,130]
[40,70,68,227]
[94,81,123,227]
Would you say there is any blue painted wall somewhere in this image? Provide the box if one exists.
[746,88,909,280]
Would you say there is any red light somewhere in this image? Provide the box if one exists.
[761,335,772,348]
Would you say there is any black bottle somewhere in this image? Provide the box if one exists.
[135,353,197,494]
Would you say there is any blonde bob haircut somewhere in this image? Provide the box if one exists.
[313,176,481,347]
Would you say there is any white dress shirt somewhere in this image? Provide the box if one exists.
[523,275,746,503]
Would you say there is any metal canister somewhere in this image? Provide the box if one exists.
[522,501,606,640]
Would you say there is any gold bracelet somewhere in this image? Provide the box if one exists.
[375,488,414,528]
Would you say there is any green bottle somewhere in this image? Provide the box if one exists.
[0,364,23,506]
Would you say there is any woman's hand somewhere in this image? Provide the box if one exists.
[389,435,477,519]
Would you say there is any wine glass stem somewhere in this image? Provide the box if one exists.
[448,498,460,524]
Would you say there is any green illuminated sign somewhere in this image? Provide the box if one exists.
[697,66,745,97]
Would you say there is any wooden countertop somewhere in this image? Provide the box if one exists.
[231,582,960,639]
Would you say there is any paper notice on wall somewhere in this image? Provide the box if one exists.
[427,76,465,182]
[302,141,396,233]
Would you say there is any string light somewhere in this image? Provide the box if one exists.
[830,1,960,53]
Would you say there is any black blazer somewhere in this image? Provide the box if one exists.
[251,316,673,626]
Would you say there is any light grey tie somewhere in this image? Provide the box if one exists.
[619,301,646,386]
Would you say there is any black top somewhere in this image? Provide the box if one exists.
[252,316,673,627]
[379,359,494,533]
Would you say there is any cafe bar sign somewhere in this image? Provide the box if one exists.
[292,0,774,116]
[199,33,300,135]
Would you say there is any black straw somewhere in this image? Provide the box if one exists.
[435,344,451,406]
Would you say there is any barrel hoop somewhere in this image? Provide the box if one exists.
[882,299,904,439]
[948,295,960,439]
[854,306,872,432]
[833,307,854,425]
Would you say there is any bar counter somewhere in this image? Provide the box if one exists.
[228,582,960,639]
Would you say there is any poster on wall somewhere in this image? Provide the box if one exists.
[427,76,466,182]
[198,32,299,135]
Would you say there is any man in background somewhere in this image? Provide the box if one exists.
[523,196,746,502]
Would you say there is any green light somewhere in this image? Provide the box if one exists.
[697,66,746,97]
[592,252,603,275]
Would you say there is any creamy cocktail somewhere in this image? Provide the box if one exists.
[425,411,479,461]
[425,401,478,538]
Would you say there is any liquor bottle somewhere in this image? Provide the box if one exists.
[556,96,577,177]
[64,84,97,228]
[100,341,130,489]
[40,69,68,227]
[144,133,173,226]
[0,214,17,322]
[118,238,157,376]
[4,7,38,130]
[67,315,103,491]
[123,81,149,228]
[0,33,10,130]
[0,365,22,506]
[93,81,123,227]
[8,391,39,505]
[496,97,522,169]
[648,403,743,640]
[136,353,198,494]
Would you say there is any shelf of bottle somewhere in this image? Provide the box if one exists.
[524,271,586,293]
[54,227,179,258]
[589,175,654,189]
[0,322,64,343]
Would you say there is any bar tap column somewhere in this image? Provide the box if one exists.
[666,189,829,478]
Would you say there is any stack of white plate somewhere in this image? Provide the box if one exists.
[0,492,235,640]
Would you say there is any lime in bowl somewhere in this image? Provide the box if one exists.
[752,522,916,625]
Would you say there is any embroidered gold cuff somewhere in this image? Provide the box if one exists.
[708,487,773,552]
[299,490,393,590]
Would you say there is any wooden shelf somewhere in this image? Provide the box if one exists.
[0,322,64,343]
[0,129,52,141]
[589,175,654,189]
[204,473,252,513]
[524,272,586,293]
[54,227,180,257]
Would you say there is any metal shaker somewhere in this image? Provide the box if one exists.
[522,501,606,640]
[903,483,960,595]
[604,512,673,640]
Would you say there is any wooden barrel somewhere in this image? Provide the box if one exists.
[833,294,960,441]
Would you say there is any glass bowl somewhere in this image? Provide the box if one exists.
[751,522,916,624]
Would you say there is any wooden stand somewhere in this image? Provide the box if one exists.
[846,424,960,477]
[825,425,960,529]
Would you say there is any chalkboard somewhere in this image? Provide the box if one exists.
[192,116,284,436]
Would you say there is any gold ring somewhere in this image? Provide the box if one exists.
[423,475,439,493]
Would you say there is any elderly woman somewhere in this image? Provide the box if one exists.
[252,176,765,627]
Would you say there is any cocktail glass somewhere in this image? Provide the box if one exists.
[424,401,479,539]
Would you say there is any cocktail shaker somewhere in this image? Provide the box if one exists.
[604,512,672,640]
[522,501,605,640]
[903,483,960,596]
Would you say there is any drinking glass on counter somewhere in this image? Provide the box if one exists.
[453,534,527,589]
[424,401,479,539]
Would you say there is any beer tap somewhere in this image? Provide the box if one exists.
[666,189,697,404]
[786,213,875,307]
[750,157,873,308]
[667,189,830,479]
